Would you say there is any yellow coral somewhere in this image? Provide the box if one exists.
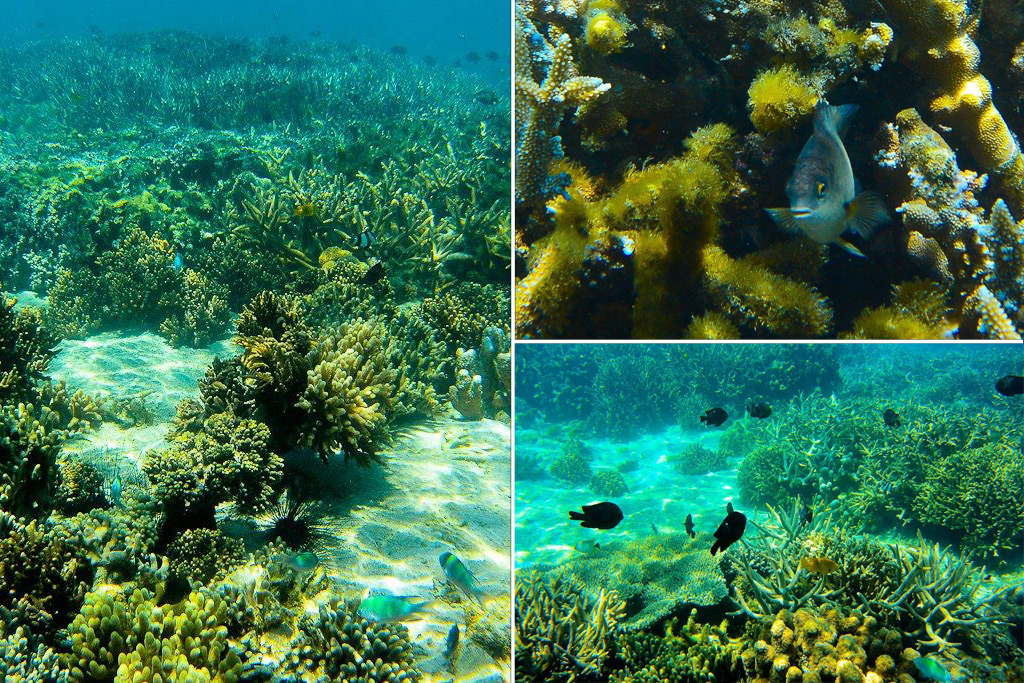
[585,8,629,55]
[685,312,741,339]
[747,65,819,134]
[843,279,954,339]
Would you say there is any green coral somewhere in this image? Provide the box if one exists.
[66,587,241,683]
[590,469,628,497]
[56,459,107,514]
[612,611,741,683]
[669,444,727,476]
[167,528,246,587]
[550,438,594,484]
[0,402,62,519]
[0,288,58,404]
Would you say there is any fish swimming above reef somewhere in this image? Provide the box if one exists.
[444,623,460,661]
[996,375,1023,396]
[574,539,602,554]
[801,504,813,526]
[882,408,901,427]
[439,551,485,605]
[913,656,952,682]
[569,501,623,530]
[358,594,429,622]
[685,513,695,538]
[352,229,376,249]
[799,556,839,574]
[710,506,746,555]
[765,103,890,257]
[362,261,387,285]
[173,252,184,270]
[700,407,728,427]
[284,551,319,573]
[746,400,772,419]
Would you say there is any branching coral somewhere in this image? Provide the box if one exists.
[515,569,625,683]
[611,610,742,683]
[669,444,728,476]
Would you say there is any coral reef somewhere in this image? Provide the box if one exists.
[556,532,727,630]
[515,570,624,683]
[514,0,1024,338]
[590,469,628,497]
[669,444,728,476]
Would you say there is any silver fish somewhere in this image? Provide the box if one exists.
[766,103,889,257]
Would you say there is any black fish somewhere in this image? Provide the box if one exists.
[390,45,408,55]
[996,375,1023,397]
[700,407,728,427]
[444,623,459,660]
[726,501,734,515]
[882,409,900,428]
[801,504,812,526]
[362,261,386,285]
[353,229,376,249]
[424,55,437,66]
[485,50,499,61]
[746,401,772,419]
[650,522,659,536]
[685,513,695,538]
[310,29,322,37]
[465,51,481,62]
[569,502,623,530]
[711,508,746,555]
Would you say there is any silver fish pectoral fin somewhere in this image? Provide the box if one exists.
[765,208,802,234]
[836,238,867,258]
[843,191,890,238]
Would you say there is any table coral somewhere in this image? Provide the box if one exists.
[557,532,728,630]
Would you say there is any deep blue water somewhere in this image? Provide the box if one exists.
[0,0,509,81]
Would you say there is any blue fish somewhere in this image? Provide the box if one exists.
[444,623,459,660]
[109,473,123,508]
[173,252,184,270]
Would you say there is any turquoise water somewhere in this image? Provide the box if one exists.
[0,8,510,682]
[515,343,1023,682]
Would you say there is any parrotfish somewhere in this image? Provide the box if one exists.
[439,551,485,605]
[766,103,890,257]
[109,473,123,508]
[913,655,952,682]
[357,594,429,622]
[173,252,184,270]
[285,551,319,573]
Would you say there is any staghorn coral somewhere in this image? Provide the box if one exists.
[166,528,246,587]
[550,437,594,484]
[55,459,108,514]
[515,6,610,212]
[157,268,231,347]
[556,532,728,630]
[0,287,58,404]
[0,402,62,519]
[515,569,624,683]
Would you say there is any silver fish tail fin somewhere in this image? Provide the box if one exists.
[765,208,802,234]
[815,102,859,139]
[844,191,890,238]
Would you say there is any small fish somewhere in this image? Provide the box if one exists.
[685,513,695,538]
[799,556,839,574]
[390,45,408,55]
[424,55,437,66]
[439,551,484,605]
[358,595,428,622]
[362,261,386,285]
[650,522,659,536]
[173,252,184,270]
[294,203,316,217]
[801,504,813,526]
[700,407,728,427]
[109,473,123,508]
[444,623,459,660]
[710,507,746,555]
[996,374,1023,396]
[746,401,772,419]
[913,656,952,682]
[879,480,894,495]
[309,29,322,37]
[569,502,623,530]
[285,551,319,573]
[766,103,890,257]
[573,539,602,554]
[352,229,376,249]
[882,408,901,428]
[485,50,499,61]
